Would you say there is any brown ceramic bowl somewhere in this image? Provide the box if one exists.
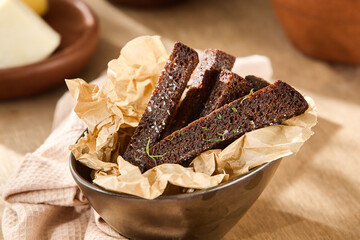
[271,0,360,64]
[70,141,281,239]
[107,0,179,8]
[0,0,98,100]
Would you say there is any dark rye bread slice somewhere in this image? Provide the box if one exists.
[245,75,270,90]
[163,49,235,137]
[144,80,308,169]
[200,70,270,117]
[122,42,199,171]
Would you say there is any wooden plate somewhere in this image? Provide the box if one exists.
[0,0,98,100]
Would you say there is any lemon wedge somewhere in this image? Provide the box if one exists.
[21,0,48,16]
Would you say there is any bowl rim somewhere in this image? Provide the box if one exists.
[70,145,280,200]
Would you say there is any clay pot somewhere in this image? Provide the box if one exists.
[108,0,179,7]
[271,0,360,64]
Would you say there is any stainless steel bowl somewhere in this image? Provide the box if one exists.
[70,146,281,239]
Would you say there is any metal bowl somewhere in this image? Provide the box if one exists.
[70,148,280,239]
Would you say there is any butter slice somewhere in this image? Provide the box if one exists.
[0,0,60,68]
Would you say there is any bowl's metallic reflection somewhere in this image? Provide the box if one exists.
[70,153,281,240]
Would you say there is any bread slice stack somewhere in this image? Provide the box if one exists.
[122,42,308,171]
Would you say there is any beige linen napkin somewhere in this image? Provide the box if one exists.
[1,56,273,240]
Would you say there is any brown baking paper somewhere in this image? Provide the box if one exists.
[67,36,317,199]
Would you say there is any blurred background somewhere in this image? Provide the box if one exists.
[1,0,359,239]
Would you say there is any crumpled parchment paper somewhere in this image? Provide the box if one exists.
[67,36,317,199]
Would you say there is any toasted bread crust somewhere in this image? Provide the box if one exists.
[145,80,308,169]
[245,75,270,90]
[123,42,199,171]
[200,70,250,117]
[163,49,235,136]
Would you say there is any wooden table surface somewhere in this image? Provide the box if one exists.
[1,0,359,239]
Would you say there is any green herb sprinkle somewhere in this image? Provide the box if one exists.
[202,138,223,142]
[146,137,166,166]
